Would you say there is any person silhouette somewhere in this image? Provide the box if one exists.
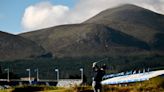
[92,62,106,92]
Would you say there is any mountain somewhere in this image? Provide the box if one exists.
[85,4,164,51]
[20,23,151,58]
[0,31,46,60]
[20,4,164,58]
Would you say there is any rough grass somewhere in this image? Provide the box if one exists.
[10,85,62,92]
[103,77,164,92]
[0,89,12,92]
[41,77,164,92]
[0,77,164,92]
[36,77,164,92]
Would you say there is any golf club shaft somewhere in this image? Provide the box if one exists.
[95,58,108,64]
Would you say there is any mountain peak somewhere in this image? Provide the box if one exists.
[116,4,144,9]
[85,4,163,23]
[85,4,164,41]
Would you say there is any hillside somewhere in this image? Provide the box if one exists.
[20,23,151,58]
[0,31,46,60]
[20,4,164,58]
[85,4,164,51]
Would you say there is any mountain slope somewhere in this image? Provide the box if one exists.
[85,4,164,50]
[20,23,150,57]
[0,31,46,60]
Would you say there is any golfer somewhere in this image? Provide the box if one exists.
[92,62,106,92]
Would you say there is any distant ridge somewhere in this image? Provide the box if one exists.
[0,31,46,60]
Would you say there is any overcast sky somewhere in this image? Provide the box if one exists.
[0,0,164,34]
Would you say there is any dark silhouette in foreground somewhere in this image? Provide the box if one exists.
[92,62,106,92]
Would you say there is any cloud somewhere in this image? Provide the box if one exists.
[69,0,164,23]
[22,2,69,31]
[22,0,164,32]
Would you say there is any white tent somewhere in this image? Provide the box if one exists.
[101,70,164,85]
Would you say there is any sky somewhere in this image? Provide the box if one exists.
[0,0,164,34]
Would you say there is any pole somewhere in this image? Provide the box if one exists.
[5,68,9,82]
[37,69,39,81]
[80,68,83,82]
[35,68,39,81]
[55,69,59,81]
[26,69,31,83]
